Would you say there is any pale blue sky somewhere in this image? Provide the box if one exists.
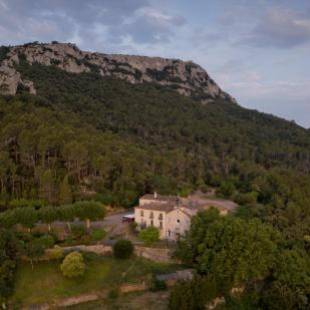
[1,0,309,127]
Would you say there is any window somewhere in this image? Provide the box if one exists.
[150,220,154,226]
[158,213,163,220]
[159,221,163,229]
[177,219,180,223]
[150,212,154,219]
[140,210,144,217]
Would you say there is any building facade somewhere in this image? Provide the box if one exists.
[134,192,234,241]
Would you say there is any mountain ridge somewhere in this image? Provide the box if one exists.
[0,41,235,104]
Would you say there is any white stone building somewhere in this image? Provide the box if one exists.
[134,192,235,241]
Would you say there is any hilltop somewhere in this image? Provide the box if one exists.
[0,42,235,103]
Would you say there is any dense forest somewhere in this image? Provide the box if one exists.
[1,60,310,202]
[0,56,309,308]
[0,60,309,231]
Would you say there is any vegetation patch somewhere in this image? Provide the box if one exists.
[10,254,180,306]
[0,46,10,62]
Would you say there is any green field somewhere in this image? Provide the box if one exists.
[11,253,179,307]
[67,291,170,310]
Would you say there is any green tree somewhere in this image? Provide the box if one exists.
[0,229,18,307]
[168,276,217,310]
[15,207,38,232]
[24,237,45,269]
[217,181,236,198]
[59,175,72,205]
[40,169,56,204]
[39,206,58,231]
[261,249,310,310]
[59,204,75,232]
[0,209,18,228]
[176,209,279,291]
[113,239,134,259]
[74,201,105,230]
[138,227,160,245]
[60,251,85,278]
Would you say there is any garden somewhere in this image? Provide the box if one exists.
[11,251,180,307]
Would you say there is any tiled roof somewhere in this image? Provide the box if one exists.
[136,203,175,212]
[137,203,198,216]
[140,194,179,202]
[138,193,237,213]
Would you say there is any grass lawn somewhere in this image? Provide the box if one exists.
[67,291,170,310]
[11,253,179,306]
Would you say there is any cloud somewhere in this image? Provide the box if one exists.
[241,7,310,48]
[122,7,186,43]
[0,0,185,49]
[0,0,309,127]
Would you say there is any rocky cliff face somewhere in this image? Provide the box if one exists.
[0,42,235,103]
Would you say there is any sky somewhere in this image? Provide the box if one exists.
[0,0,309,128]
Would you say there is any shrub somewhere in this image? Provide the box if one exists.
[48,245,64,260]
[60,251,85,278]
[150,276,167,291]
[39,234,55,249]
[138,227,159,245]
[113,239,134,259]
[129,221,137,233]
[9,199,46,209]
[217,181,236,198]
[71,224,86,239]
[80,234,92,245]
[234,191,258,205]
[90,228,106,242]
[108,288,119,299]
[25,237,46,268]
[178,186,192,197]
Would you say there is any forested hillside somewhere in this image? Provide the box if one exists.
[0,44,309,308]
[0,59,309,239]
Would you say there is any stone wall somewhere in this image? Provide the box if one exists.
[134,245,175,263]
[59,244,113,255]
[44,243,176,263]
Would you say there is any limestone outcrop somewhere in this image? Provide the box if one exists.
[0,42,235,103]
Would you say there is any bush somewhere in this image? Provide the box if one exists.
[80,234,91,245]
[150,276,167,291]
[39,234,55,249]
[113,239,134,259]
[90,228,106,242]
[9,199,46,209]
[138,227,159,245]
[60,251,85,278]
[48,245,64,260]
[108,288,119,299]
[217,181,236,198]
[129,222,137,233]
[234,192,258,205]
[71,224,86,239]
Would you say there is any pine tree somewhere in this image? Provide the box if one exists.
[40,169,55,204]
[59,175,72,205]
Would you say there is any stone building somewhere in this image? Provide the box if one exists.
[134,192,236,241]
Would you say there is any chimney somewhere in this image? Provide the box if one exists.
[154,191,158,199]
